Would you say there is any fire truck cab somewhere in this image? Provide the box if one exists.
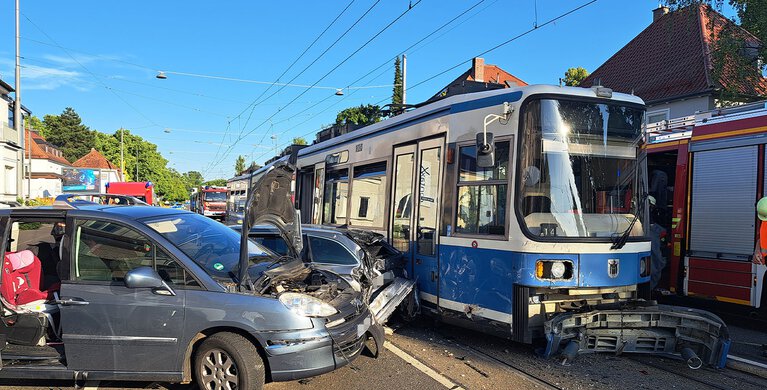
[646,101,767,313]
[193,186,227,220]
[105,181,155,205]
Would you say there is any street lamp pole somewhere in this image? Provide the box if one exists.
[135,146,139,182]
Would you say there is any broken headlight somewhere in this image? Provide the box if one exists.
[279,292,338,317]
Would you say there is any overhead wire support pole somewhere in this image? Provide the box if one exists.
[15,0,25,201]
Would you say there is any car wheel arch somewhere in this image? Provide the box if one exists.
[182,327,272,383]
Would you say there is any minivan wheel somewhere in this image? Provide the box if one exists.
[194,332,265,390]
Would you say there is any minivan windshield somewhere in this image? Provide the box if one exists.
[143,212,270,280]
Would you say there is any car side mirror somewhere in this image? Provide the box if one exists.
[476,132,495,168]
[125,266,176,296]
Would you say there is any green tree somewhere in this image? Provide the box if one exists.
[664,1,766,100]
[392,56,404,107]
[94,129,187,201]
[292,137,308,145]
[235,155,246,176]
[183,171,204,190]
[336,104,382,126]
[563,67,589,86]
[247,162,261,173]
[26,116,47,137]
[203,179,227,187]
[43,107,95,162]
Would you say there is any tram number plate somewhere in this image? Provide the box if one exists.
[540,223,558,237]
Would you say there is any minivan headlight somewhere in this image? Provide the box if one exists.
[279,292,338,317]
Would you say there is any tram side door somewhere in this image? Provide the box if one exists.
[311,162,326,224]
[390,138,444,304]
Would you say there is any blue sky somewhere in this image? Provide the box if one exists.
[0,0,739,180]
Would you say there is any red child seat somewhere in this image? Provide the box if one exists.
[1,250,57,306]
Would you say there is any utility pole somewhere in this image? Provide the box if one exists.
[14,0,24,200]
[120,128,124,180]
[135,146,139,182]
[402,54,407,106]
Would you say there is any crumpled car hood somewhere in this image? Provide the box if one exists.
[243,157,303,258]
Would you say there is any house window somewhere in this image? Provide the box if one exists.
[455,141,509,235]
[358,197,369,218]
[350,161,386,227]
[7,107,14,128]
[322,169,348,225]
[646,110,669,124]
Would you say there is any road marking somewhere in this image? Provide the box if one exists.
[728,354,767,369]
[83,381,100,390]
[384,341,465,390]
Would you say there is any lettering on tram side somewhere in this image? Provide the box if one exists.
[420,162,434,203]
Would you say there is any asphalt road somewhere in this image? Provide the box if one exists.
[3,318,766,390]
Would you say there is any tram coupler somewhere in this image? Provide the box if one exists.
[542,302,730,368]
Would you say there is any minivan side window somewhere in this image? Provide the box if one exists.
[74,219,198,287]
[308,236,357,265]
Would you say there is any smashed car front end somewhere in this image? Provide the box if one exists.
[253,261,383,381]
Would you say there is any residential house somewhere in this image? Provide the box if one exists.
[24,129,71,198]
[0,77,24,203]
[426,57,528,104]
[314,57,528,143]
[70,148,123,193]
[581,5,767,124]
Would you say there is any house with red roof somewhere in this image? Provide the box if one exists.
[69,148,123,193]
[24,129,71,198]
[581,5,766,124]
[0,77,27,203]
[427,57,527,103]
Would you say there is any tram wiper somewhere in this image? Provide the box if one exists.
[610,193,647,250]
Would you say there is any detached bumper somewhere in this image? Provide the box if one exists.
[543,303,730,368]
[264,311,383,382]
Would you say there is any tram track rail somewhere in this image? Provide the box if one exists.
[458,343,564,390]
[627,356,767,390]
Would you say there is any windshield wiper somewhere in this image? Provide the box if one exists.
[611,192,647,250]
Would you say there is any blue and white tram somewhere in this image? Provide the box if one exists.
[290,85,729,367]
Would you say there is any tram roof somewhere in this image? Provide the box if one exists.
[297,84,645,158]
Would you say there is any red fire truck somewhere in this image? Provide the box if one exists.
[105,181,155,205]
[646,101,767,312]
[191,186,227,220]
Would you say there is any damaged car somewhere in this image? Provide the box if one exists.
[236,224,418,324]
[0,159,388,389]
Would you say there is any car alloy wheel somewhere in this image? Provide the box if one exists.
[200,348,239,390]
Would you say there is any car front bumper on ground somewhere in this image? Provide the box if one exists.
[262,310,383,382]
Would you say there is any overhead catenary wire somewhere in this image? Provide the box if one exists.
[254,0,598,164]
[206,0,422,173]
[206,0,379,172]
[377,0,599,105]
[21,13,163,129]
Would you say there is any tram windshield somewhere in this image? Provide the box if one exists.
[517,98,645,239]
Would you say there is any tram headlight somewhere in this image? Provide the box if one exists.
[535,260,573,280]
[550,261,566,279]
[640,256,651,277]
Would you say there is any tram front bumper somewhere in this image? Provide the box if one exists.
[542,303,730,368]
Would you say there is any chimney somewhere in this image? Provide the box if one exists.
[653,5,669,22]
[472,57,485,82]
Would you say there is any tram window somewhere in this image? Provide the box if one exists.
[323,169,349,225]
[455,142,509,235]
[350,161,387,227]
